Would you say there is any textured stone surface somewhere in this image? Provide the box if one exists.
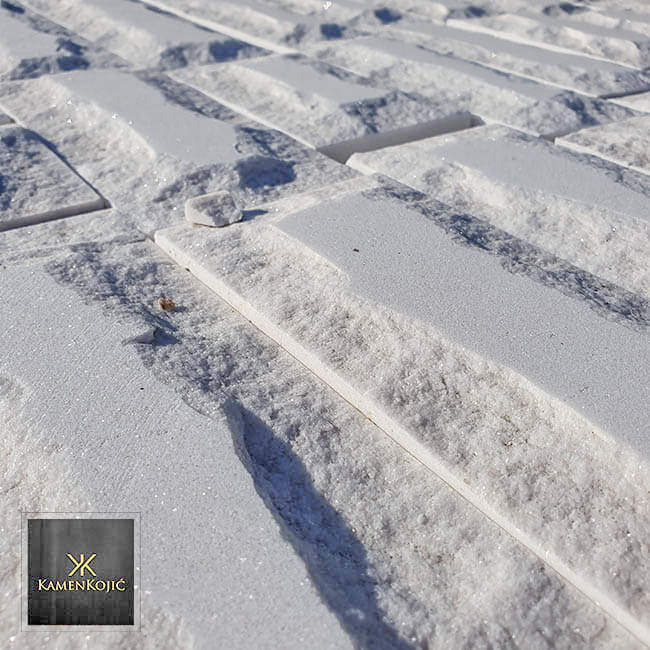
[347,124,650,297]
[0,68,356,232]
[0,126,104,231]
[0,0,125,80]
[185,191,242,227]
[172,53,472,151]
[304,34,636,137]
[155,194,650,642]
[2,0,649,647]
[558,114,650,174]
[21,0,269,70]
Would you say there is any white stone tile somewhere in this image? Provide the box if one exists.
[59,68,243,166]
[558,114,650,175]
[171,54,472,152]
[0,126,104,231]
[0,69,356,231]
[0,266,354,650]
[0,1,124,80]
[613,91,650,112]
[128,0,366,51]
[304,35,636,137]
[155,192,650,643]
[2,239,643,648]
[447,8,650,68]
[347,124,650,297]
[387,19,650,97]
[21,0,269,70]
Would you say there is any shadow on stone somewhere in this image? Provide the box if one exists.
[227,404,416,650]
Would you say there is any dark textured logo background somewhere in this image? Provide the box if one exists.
[28,519,134,625]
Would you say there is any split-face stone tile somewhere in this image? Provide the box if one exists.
[385,19,650,97]
[0,229,642,649]
[0,126,105,231]
[155,184,650,644]
[613,91,650,113]
[347,124,650,297]
[0,0,126,81]
[447,5,650,69]
[0,265,355,650]
[0,68,357,232]
[21,0,269,71]
[558,114,650,175]
[129,0,370,50]
[305,35,637,137]
[172,53,474,157]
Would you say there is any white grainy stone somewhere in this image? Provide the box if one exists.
[185,191,243,227]
[19,0,268,70]
[0,69,356,232]
[613,91,650,113]
[558,115,650,175]
[0,126,104,231]
[155,194,650,641]
[0,266,353,650]
[304,35,635,137]
[172,54,470,151]
[385,19,650,97]
[447,10,649,68]
[348,124,650,297]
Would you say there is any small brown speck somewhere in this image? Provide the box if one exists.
[352,248,360,252]
[158,297,176,312]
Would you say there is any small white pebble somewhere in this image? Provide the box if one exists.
[185,191,242,227]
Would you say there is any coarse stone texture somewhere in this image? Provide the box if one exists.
[303,34,637,138]
[185,191,242,227]
[0,0,126,81]
[172,53,471,151]
[155,188,649,641]
[0,126,104,231]
[558,114,650,175]
[347,124,650,298]
[20,0,269,71]
[2,1,649,647]
[0,69,357,233]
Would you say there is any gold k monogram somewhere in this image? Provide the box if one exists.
[67,553,97,577]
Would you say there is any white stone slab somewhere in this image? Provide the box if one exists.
[0,9,60,63]
[305,35,635,137]
[0,266,354,649]
[59,68,242,165]
[448,10,649,68]
[613,90,650,112]
[0,126,104,231]
[278,193,650,453]
[558,114,650,175]
[155,199,650,643]
[389,19,650,97]
[0,69,356,231]
[0,2,123,80]
[3,241,643,648]
[347,125,650,297]
[134,0,364,50]
[172,54,472,151]
[21,0,269,70]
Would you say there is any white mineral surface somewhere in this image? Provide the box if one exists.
[347,124,650,297]
[185,191,242,227]
[558,114,650,174]
[0,125,104,231]
[20,0,268,70]
[1,0,649,647]
[304,35,636,137]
